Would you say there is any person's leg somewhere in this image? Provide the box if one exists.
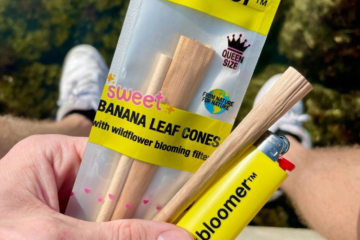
[0,114,92,158]
[255,74,360,239]
[282,136,360,240]
[0,44,108,159]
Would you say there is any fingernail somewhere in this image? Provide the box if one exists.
[158,230,193,240]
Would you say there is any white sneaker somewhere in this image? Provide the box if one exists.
[254,74,312,149]
[254,74,312,202]
[56,45,108,121]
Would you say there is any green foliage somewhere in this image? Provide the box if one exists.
[304,85,360,146]
[0,63,60,118]
[279,0,360,92]
[0,0,129,118]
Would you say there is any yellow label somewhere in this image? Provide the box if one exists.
[88,85,233,173]
[166,0,281,36]
[177,146,287,239]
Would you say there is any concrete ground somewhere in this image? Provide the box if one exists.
[236,226,327,240]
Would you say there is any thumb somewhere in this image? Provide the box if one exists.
[83,219,193,240]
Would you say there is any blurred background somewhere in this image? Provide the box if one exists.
[0,0,359,228]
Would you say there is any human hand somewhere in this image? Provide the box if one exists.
[0,135,192,240]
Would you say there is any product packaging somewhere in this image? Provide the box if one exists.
[153,67,312,224]
[176,131,295,240]
[65,0,281,222]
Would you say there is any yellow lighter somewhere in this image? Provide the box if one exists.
[176,131,295,240]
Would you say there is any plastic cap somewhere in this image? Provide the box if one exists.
[278,157,295,172]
